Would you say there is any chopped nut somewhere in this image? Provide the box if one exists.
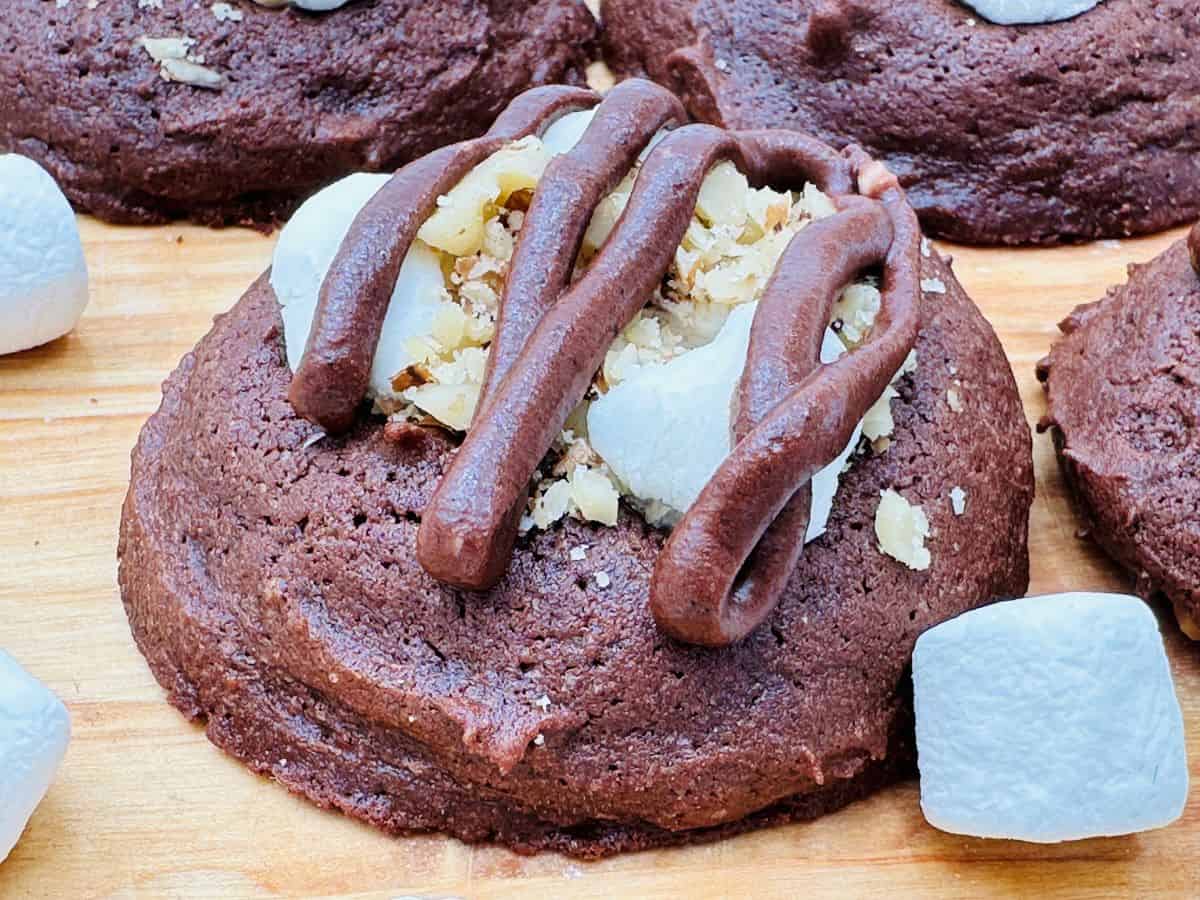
[568,465,619,526]
[211,2,243,21]
[401,382,480,432]
[138,36,225,89]
[875,489,931,571]
[418,137,549,256]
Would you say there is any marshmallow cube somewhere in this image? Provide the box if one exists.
[914,592,1188,843]
[0,154,89,355]
[1,650,71,863]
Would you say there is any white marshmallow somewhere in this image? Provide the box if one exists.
[541,109,600,158]
[914,592,1188,843]
[588,304,862,540]
[0,155,89,355]
[960,0,1100,25]
[1,650,71,863]
[272,174,446,404]
[273,109,598,401]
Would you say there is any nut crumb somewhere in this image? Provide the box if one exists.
[921,277,947,295]
[568,545,588,561]
[875,489,931,570]
[594,571,611,589]
[211,2,243,22]
[950,486,967,516]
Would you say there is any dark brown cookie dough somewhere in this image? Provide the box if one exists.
[1038,227,1200,636]
[0,0,595,228]
[601,0,1200,246]
[118,245,1032,856]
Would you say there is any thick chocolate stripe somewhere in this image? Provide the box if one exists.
[651,165,920,646]
[477,80,687,416]
[737,129,854,198]
[289,85,597,433]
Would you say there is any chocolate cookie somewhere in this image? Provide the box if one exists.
[0,0,594,228]
[118,83,1033,856]
[601,0,1200,246]
[1038,224,1200,637]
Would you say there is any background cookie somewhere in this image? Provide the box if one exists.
[0,0,595,228]
[1038,225,1200,635]
[601,0,1199,246]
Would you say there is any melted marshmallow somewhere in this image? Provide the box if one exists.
[588,303,865,541]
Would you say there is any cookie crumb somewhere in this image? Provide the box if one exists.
[950,486,967,516]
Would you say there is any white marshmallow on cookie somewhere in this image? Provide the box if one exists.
[1,649,71,863]
[913,592,1188,843]
[588,303,862,539]
[0,155,89,356]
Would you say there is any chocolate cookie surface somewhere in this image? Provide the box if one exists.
[118,248,1032,856]
[601,0,1200,245]
[1039,226,1200,636]
[0,0,595,228]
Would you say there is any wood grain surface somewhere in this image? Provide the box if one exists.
[0,218,1197,899]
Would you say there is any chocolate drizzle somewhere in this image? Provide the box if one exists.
[290,84,598,433]
[288,78,921,647]
[1189,222,1200,276]
[653,166,920,645]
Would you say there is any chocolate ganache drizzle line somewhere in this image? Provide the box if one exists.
[416,119,862,595]
[289,84,598,433]
[477,80,688,412]
[652,162,921,645]
[287,78,921,647]
[1189,222,1200,276]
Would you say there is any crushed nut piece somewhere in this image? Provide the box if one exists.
[875,489,931,571]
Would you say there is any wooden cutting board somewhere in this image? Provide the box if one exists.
[0,219,1197,899]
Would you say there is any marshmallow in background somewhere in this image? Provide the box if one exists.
[914,592,1188,842]
[0,155,89,355]
[1,649,71,863]
[588,303,862,539]
[960,0,1100,25]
